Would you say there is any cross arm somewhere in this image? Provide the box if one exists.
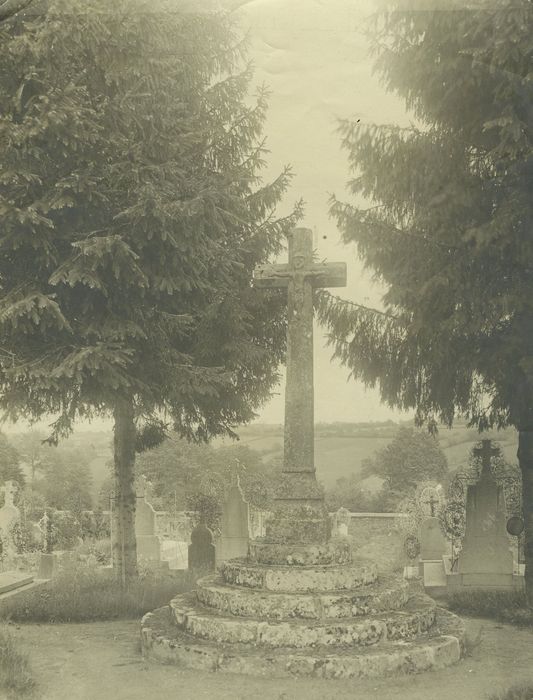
[253,263,291,288]
[309,262,347,288]
[253,262,347,289]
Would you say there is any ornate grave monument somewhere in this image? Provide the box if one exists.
[448,440,519,591]
[141,228,464,678]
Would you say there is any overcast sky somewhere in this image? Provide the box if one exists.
[224,0,413,423]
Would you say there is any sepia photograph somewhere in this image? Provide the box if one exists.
[0,0,532,698]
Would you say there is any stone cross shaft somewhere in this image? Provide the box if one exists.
[254,228,346,486]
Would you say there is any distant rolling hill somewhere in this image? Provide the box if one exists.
[218,422,520,489]
[77,422,519,501]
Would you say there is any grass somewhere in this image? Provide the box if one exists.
[489,684,533,700]
[447,589,533,627]
[0,564,196,623]
[0,625,37,698]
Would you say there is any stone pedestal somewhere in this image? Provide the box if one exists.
[418,517,448,595]
[142,539,465,678]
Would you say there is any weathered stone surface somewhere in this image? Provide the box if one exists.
[170,593,436,648]
[196,575,409,620]
[220,560,376,592]
[0,571,33,595]
[456,450,514,586]
[216,476,250,566]
[419,517,448,561]
[248,540,352,566]
[265,501,331,544]
[141,606,465,679]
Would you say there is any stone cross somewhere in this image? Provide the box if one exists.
[424,493,440,517]
[254,228,346,511]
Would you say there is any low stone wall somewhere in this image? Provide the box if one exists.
[331,512,407,541]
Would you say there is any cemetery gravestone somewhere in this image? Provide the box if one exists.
[38,509,58,579]
[216,474,250,566]
[334,507,351,537]
[188,523,215,573]
[0,481,20,553]
[420,517,447,561]
[451,441,516,590]
[135,491,162,563]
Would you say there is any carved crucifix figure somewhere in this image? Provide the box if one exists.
[254,228,346,537]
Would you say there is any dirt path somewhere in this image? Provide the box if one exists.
[9,617,533,700]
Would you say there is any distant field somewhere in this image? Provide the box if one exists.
[83,424,520,501]
[315,436,391,486]
[224,424,520,488]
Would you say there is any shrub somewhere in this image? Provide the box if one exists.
[0,625,37,698]
[489,684,533,700]
[75,538,112,566]
[10,521,40,554]
[50,511,82,550]
[0,565,195,623]
[447,590,533,626]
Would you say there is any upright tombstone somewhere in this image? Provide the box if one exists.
[419,518,448,593]
[420,517,447,561]
[450,440,516,590]
[0,480,20,553]
[334,507,351,537]
[135,476,161,563]
[188,523,215,573]
[216,474,250,566]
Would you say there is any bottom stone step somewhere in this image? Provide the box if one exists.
[141,606,465,679]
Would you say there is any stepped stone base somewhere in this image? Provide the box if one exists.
[220,558,377,592]
[141,539,465,679]
[141,606,465,679]
[196,573,409,619]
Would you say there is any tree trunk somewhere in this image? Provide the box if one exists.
[112,395,137,585]
[517,428,533,602]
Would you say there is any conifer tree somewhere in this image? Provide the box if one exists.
[0,0,299,581]
[317,0,533,594]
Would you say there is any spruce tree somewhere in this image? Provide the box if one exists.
[0,0,299,581]
[316,0,533,594]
